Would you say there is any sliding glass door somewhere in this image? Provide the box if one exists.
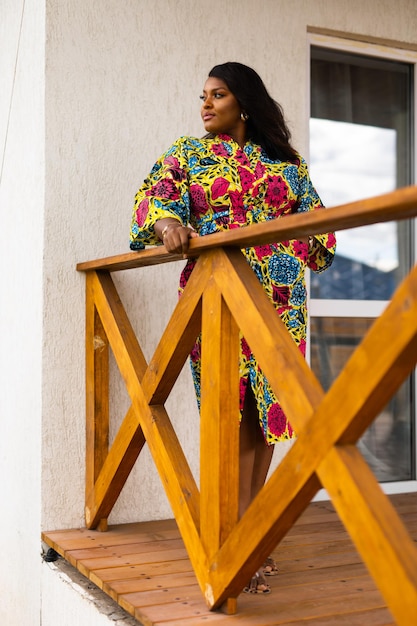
[309,41,415,484]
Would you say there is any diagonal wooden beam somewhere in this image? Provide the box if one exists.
[209,468,322,607]
[92,271,149,381]
[216,248,324,425]
[84,270,149,528]
[217,249,417,444]
[140,254,213,405]
[85,271,200,536]
[203,250,417,611]
[197,249,325,604]
[312,265,417,626]
[85,404,146,528]
[85,249,215,527]
[133,402,214,590]
[319,445,417,626]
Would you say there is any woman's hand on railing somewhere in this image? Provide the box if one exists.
[156,219,199,255]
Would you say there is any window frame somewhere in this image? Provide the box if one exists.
[308,32,417,497]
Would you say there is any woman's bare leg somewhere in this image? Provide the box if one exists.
[239,388,275,593]
[239,388,274,518]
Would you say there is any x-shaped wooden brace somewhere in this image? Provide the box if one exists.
[85,244,417,624]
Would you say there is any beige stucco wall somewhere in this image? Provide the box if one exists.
[42,0,417,530]
[1,1,417,622]
[41,0,417,534]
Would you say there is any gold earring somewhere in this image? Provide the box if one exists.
[240,111,249,122]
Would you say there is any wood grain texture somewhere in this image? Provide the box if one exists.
[77,187,417,620]
[43,493,416,625]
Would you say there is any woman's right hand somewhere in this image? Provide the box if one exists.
[156,219,199,255]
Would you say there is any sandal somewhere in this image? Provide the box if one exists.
[263,556,279,576]
[243,570,271,594]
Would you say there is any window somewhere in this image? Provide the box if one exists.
[309,37,416,485]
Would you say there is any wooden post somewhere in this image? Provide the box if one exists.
[85,271,109,531]
[200,274,240,612]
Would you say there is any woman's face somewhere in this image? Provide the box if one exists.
[200,76,246,144]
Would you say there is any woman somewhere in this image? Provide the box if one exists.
[130,62,336,593]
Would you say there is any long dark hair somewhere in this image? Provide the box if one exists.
[208,61,297,161]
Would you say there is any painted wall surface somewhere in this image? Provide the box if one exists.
[41,0,417,534]
[0,1,44,624]
[0,0,416,623]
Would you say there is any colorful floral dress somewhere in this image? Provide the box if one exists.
[130,134,336,444]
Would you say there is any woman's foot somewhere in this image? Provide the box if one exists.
[243,570,271,594]
[263,556,279,576]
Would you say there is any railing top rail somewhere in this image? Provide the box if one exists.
[77,185,417,273]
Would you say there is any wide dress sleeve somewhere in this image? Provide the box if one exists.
[295,157,336,272]
[130,137,191,250]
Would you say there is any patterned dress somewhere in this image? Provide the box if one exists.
[130,134,336,444]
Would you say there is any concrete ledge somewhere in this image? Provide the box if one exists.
[41,556,140,626]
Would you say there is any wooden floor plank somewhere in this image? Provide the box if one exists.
[41,494,417,625]
[89,559,193,588]
[120,572,375,609]
[67,537,184,561]
[103,571,199,600]
[77,546,188,571]
[134,586,387,626]
[157,608,393,626]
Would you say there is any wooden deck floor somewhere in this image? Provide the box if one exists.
[42,493,417,625]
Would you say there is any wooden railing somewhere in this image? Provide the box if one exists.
[77,186,417,623]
